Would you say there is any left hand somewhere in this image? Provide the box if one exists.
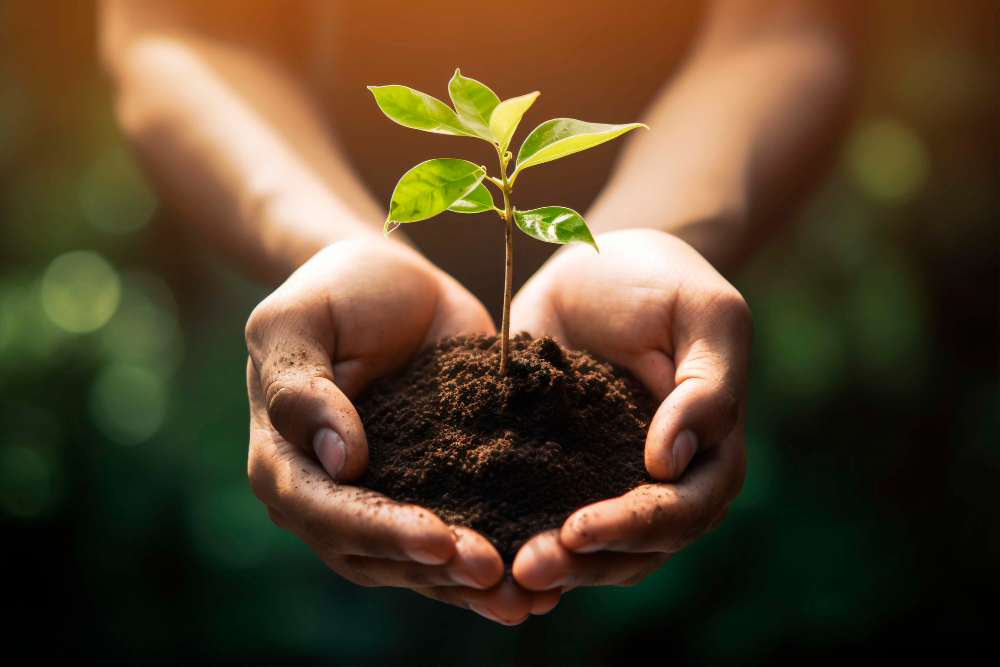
[245,239,558,623]
[508,229,752,591]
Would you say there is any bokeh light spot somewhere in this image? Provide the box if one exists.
[103,273,184,376]
[79,146,157,234]
[848,253,927,393]
[846,117,930,204]
[0,445,53,518]
[41,250,121,333]
[89,363,168,445]
[0,284,19,353]
[756,286,847,400]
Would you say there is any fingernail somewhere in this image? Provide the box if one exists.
[405,547,449,566]
[530,594,561,615]
[470,602,527,625]
[544,574,573,590]
[672,429,698,476]
[312,428,347,479]
[449,570,482,588]
[572,540,607,554]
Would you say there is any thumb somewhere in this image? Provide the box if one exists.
[246,341,368,483]
[645,291,752,481]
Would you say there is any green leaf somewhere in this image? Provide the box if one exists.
[514,119,647,173]
[448,183,495,213]
[490,91,540,153]
[368,85,476,137]
[513,206,599,251]
[387,158,486,228]
[447,69,500,142]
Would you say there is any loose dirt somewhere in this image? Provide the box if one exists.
[357,334,655,563]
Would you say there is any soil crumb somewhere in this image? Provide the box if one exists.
[356,334,656,563]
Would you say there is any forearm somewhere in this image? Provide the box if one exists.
[100,3,388,284]
[587,0,856,270]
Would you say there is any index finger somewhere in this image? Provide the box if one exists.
[248,360,457,564]
[645,282,753,480]
[561,420,746,554]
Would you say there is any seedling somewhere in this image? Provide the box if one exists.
[369,69,646,375]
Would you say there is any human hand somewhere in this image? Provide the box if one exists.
[246,238,559,623]
[508,229,752,591]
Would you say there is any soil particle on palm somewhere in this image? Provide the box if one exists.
[356,334,656,562]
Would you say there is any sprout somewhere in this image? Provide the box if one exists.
[369,69,646,374]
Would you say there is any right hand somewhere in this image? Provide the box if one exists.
[245,238,560,624]
[508,229,751,593]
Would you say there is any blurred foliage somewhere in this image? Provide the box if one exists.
[1,1,997,664]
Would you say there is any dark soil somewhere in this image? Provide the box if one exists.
[356,334,656,563]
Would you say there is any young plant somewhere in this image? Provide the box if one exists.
[369,69,646,375]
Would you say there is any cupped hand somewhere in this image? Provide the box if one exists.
[508,229,752,591]
[246,238,558,623]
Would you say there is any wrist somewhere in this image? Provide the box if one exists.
[252,184,405,282]
[587,188,747,271]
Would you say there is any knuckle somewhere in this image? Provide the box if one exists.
[244,298,276,351]
[704,286,753,338]
[721,289,754,348]
[247,447,277,504]
[265,383,301,432]
[335,556,382,587]
[246,441,310,517]
[710,383,741,432]
[398,563,438,588]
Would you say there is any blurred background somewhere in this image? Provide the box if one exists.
[1,1,996,664]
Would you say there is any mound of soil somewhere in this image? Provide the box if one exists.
[356,334,655,562]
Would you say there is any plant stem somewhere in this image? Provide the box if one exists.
[498,152,514,376]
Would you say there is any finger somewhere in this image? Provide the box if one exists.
[445,526,506,588]
[512,530,667,591]
[645,287,752,480]
[415,574,542,625]
[291,525,504,589]
[249,370,456,564]
[245,309,368,481]
[562,429,745,554]
[530,588,562,615]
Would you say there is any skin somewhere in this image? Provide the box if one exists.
[244,239,558,621]
[509,230,751,589]
[100,0,855,623]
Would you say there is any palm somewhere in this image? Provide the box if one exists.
[300,241,495,400]
[247,239,559,623]
[508,229,752,591]
[511,231,683,399]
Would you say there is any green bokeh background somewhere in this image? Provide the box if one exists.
[1,1,997,664]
